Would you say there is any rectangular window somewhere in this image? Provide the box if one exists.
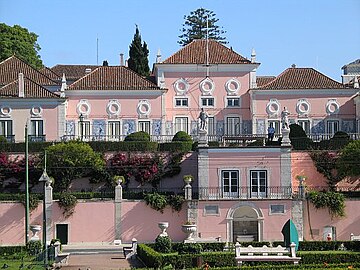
[268,120,280,135]
[222,170,239,198]
[298,120,310,134]
[175,117,188,133]
[227,98,240,107]
[326,120,339,135]
[175,98,189,107]
[270,204,285,214]
[201,97,215,107]
[226,117,240,135]
[250,170,267,198]
[30,120,45,142]
[0,120,13,138]
[138,121,151,134]
[78,121,91,140]
[204,205,219,216]
[108,121,121,140]
[207,117,215,135]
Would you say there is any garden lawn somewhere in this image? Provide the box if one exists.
[0,259,44,270]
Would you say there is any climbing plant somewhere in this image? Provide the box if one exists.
[57,192,78,218]
[143,192,184,213]
[309,151,340,189]
[307,190,345,218]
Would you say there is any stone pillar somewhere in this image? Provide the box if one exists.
[291,200,304,241]
[280,147,292,195]
[198,148,209,200]
[198,130,208,147]
[281,128,291,146]
[114,183,122,242]
[45,182,53,244]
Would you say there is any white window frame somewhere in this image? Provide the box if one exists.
[297,119,311,134]
[207,116,216,136]
[108,121,121,141]
[138,120,151,135]
[174,97,189,107]
[174,116,189,134]
[203,205,220,216]
[248,169,268,198]
[269,204,286,215]
[200,97,215,108]
[30,119,44,136]
[0,119,13,137]
[78,120,91,140]
[267,120,281,135]
[225,97,241,108]
[225,116,241,135]
[221,169,240,198]
[326,119,340,135]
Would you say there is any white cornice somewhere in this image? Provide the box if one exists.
[65,89,167,97]
[154,63,259,73]
[248,88,358,96]
[0,99,65,105]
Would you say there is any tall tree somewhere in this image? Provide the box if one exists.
[128,26,150,77]
[0,23,43,69]
[178,8,227,46]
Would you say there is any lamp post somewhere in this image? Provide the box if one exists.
[25,122,30,244]
[79,113,84,141]
[39,152,51,267]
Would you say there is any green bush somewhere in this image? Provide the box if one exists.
[0,142,54,153]
[298,241,360,251]
[57,192,78,217]
[26,240,42,255]
[154,236,172,253]
[144,192,168,213]
[298,251,360,264]
[175,243,202,254]
[337,140,360,177]
[158,142,192,152]
[124,131,150,142]
[167,194,184,212]
[307,191,345,218]
[172,131,192,142]
[137,244,163,268]
[289,124,313,150]
[0,245,25,256]
[208,141,220,147]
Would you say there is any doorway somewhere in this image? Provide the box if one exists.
[56,224,69,244]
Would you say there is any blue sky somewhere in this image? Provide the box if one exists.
[1,0,359,81]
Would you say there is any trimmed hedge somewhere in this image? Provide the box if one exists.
[298,241,360,251]
[0,246,25,256]
[299,251,360,264]
[158,142,192,152]
[0,142,54,153]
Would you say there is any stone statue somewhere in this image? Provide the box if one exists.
[198,108,208,131]
[281,107,290,129]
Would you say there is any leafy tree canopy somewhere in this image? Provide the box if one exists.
[178,8,227,46]
[128,26,150,77]
[46,141,105,191]
[337,140,360,177]
[0,23,43,69]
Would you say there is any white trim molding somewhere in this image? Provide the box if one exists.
[200,77,215,96]
[30,106,43,118]
[266,99,280,117]
[0,106,12,117]
[326,99,340,115]
[106,99,121,118]
[225,78,241,96]
[76,99,91,116]
[296,99,311,116]
[173,78,190,95]
[137,99,151,117]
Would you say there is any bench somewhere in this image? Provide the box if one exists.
[235,242,301,266]
[123,238,137,259]
[350,233,360,241]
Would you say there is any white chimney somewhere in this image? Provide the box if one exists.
[156,48,162,63]
[18,73,24,98]
[120,53,124,66]
[251,48,256,63]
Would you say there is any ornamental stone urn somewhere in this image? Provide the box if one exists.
[181,223,197,241]
[30,224,41,241]
[158,222,169,237]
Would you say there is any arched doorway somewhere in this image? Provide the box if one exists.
[226,202,264,242]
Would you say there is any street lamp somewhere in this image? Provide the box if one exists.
[39,153,51,267]
[79,113,84,141]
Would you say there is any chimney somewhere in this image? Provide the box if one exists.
[291,64,296,68]
[251,48,256,63]
[18,73,24,98]
[120,53,124,66]
[156,48,162,63]
[85,68,92,74]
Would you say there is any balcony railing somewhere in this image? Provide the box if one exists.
[197,186,294,200]
[28,135,46,142]
[0,135,15,143]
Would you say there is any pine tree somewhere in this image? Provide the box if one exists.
[178,8,227,46]
[128,26,150,77]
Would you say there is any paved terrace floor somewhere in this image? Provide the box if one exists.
[61,244,144,270]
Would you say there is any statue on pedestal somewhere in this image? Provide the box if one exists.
[198,108,208,131]
[281,107,290,129]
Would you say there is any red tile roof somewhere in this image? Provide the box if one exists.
[255,67,346,90]
[256,76,276,87]
[0,77,61,98]
[40,67,61,81]
[161,39,251,64]
[51,65,99,81]
[68,66,161,90]
[0,56,57,86]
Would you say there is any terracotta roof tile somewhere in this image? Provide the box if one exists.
[40,67,61,81]
[255,67,346,90]
[0,76,61,98]
[161,39,251,64]
[256,76,276,87]
[68,66,160,90]
[0,56,57,86]
[51,65,99,81]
